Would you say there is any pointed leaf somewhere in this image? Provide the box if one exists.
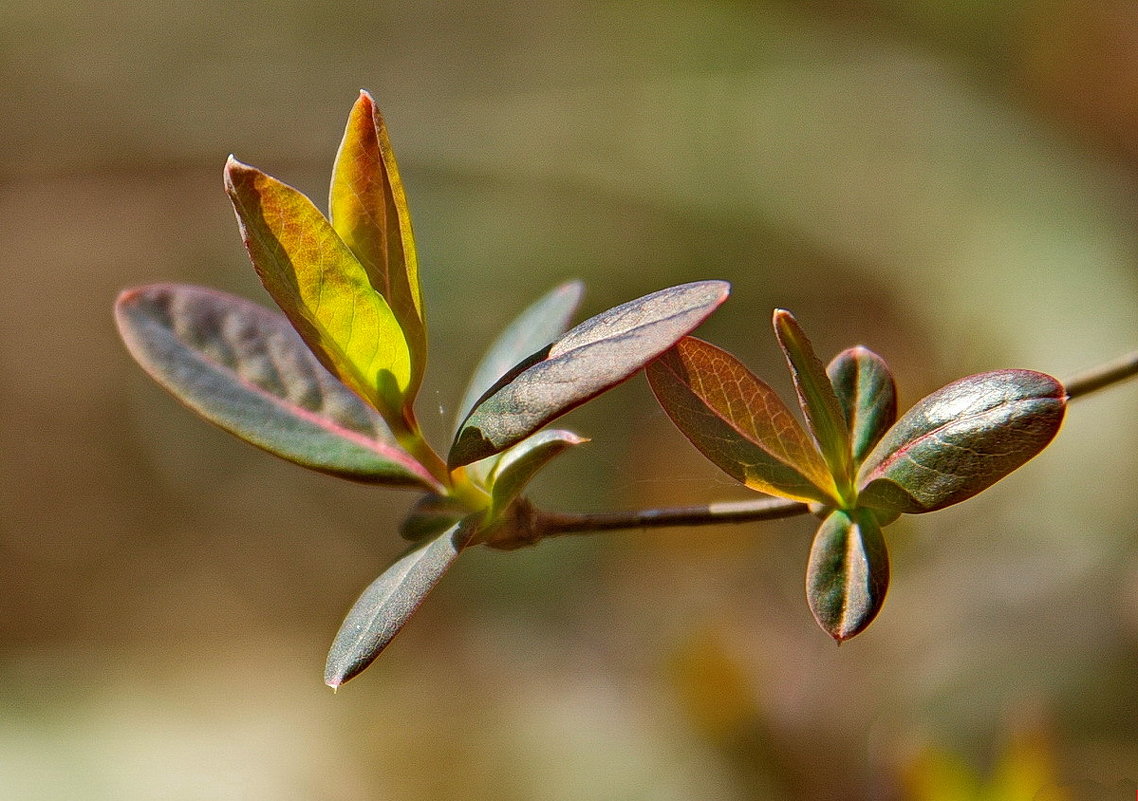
[224,157,412,416]
[486,430,588,518]
[773,310,854,496]
[330,91,427,404]
[827,346,898,465]
[449,281,730,468]
[857,370,1067,514]
[646,337,840,504]
[806,508,890,641]
[325,519,476,688]
[114,284,440,490]
[457,281,585,428]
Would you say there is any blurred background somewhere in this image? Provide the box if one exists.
[3,0,1138,798]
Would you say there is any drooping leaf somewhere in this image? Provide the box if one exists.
[773,310,854,497]
[486,429,587,518]
[857,370,1067,514]
[826,346,897,465]
[224,157,412,417]
[646,337,840,505]
[329,91,427,405]
[456,281,585,428]
[806,508,889,641]
[114,283,440,490]
[325,519,476,688]
[448,281,730,468]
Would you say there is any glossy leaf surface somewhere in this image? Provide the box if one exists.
[330,91,427,404]
[806,508,889,641]
[827,346,897,464]
[456,281,585,428]
[857,370,1066,513]
[487,429,587,518]
[449,281,730,468]
[646,337,839,504]
[115,284,439,489]
[325,520,475,688]
[225,157,412,415]
[773,310,853,495]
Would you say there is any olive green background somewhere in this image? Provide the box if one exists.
[3,1,1138,798]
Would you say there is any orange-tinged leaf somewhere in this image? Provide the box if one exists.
[647,337,839,504]
[224,157,412,416]
[330,91,426,403]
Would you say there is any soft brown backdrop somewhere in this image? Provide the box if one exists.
[3,1,1138,798]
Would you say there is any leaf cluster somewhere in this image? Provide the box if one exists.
[114,92,1070,687]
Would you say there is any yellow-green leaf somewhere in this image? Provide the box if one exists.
[224,157,412,417]
[329,91,427,404]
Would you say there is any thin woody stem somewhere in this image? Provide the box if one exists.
[1063,350,1138,400]
[511,349,1138,543]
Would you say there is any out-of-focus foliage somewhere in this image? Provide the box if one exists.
[4,0,1138,798]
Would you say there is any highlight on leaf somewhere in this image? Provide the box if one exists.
[646,336,840,505]
[114,283,440,490]
[448,280,730,469]
[806,508,890,641]
[826,346,897,465]
[773,309,854,498]
[224,156,413,418]
[856,370,1067,514]
[330,90,427,405]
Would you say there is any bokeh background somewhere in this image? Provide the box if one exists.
[3,1,1138,798]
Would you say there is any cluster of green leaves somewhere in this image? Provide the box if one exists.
[114,92,1069,688]
[115,92,728,687]
[647,316,1066,640]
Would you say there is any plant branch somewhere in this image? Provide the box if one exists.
[1063,349,1138,399]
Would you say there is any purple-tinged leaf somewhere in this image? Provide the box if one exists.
[806,508,889,641]
[224,157,412,416]
[646,337,840,505]
[115,284,441,490]
[773,310,854,498]
[857,370,1066,514]
[325,519,476,688]
[457,281,585,429]
[486,430,587,518]
[330,91,427,406]
[826,346,897,465]
[448,281,730,468]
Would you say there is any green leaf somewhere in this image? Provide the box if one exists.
[114,284,440,490]
[325,519,476,688]
[857,370,1067,513]
[646,337,840,505]
[456,281,585,428]
[826,346,897,465]
[448,281,730,468]
[329,91,427,406]
[773,310,854,497]
[806,508,890,641]
[486,429,587,518]
[224,157,412,417]
[399,494,471,542]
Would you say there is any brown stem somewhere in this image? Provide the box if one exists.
[1063,350,1138,400]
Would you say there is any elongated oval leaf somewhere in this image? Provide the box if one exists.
[486,429,587,518]
[857,370,1066,513]
[325,519,476,688]
[456,281,585,428]
[806,508,889,641]
[115,284,440,490]
[773,310,853,497]
[224,157,412,416]
[826,346,897,465]
[448,281,730,468]
[330,91,427,405]
[646,337,839,504]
